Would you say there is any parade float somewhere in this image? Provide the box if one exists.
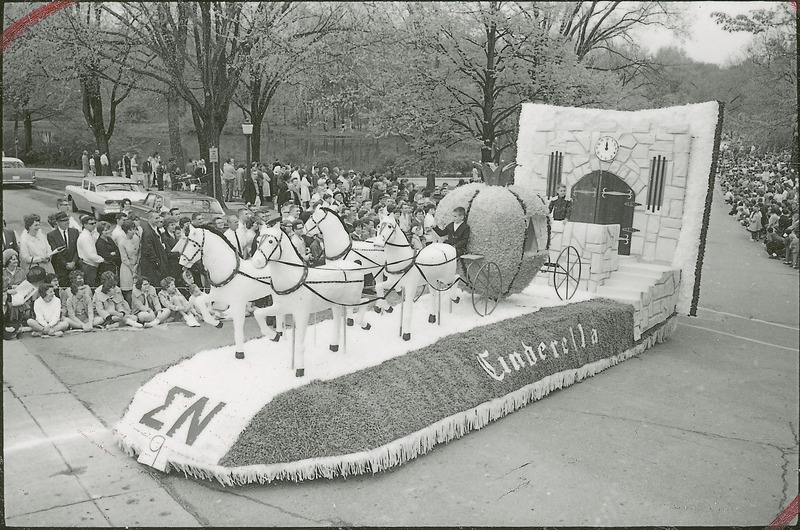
[114,101,723,485]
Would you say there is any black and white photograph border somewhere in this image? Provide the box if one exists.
[2,1,797,527]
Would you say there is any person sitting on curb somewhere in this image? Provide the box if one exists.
[64,270,103,332]
[131,276,171,328]
[27,283,70,338]
[158,276,201,327]
[94,271,143,328]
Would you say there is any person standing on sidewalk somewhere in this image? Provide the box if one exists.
[223,158,236,202]
[77,216,104,287]
[123,152,133,179]
[81,150,90,178]
[100,152,110,176]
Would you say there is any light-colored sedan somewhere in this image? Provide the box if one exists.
[65,176,148,220]
[2,156,36,187]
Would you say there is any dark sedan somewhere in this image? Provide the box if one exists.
[129,191,226,218]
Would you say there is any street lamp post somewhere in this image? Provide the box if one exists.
[242,119,253,205]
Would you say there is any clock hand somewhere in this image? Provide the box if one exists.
[605,140,609,150]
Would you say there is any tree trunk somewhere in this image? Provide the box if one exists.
[80,72,110,159]
[481,7,498,164]
[251,112,264,164]
[194,112,224,206]
[23,110,33,154]
[167,85,185,170]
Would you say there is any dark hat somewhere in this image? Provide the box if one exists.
[54,211,70,222]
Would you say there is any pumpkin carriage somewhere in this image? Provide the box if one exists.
[432,162,582,316]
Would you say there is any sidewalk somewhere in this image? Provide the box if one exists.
[2,338,199,526]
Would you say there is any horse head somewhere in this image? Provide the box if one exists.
[177,225,205,268]
[373,216,398,248]
[303,205,328,237]
[256,225,285,263]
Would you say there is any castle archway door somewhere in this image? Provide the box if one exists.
[570,170,635,255]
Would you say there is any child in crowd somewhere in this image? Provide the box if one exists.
[188,282,227,321]
[94,271,143,328]
[27,284,70,337]
[158,276,201,327]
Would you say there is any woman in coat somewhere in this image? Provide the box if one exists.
[242,169,258,206]
[19,214,56,275]
[95,221,121,278]
[118,220,140,305]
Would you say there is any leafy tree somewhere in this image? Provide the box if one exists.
[234,2,347,162]
[1,6,79,155]
[712,3,797,151]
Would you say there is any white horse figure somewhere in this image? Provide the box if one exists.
[252,225,371,376]
[303,206,393,317]
[372,215,461,341]
[176,225,282,361]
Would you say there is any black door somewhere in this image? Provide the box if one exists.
[569,170,635,255]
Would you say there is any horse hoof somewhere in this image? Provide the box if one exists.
[362,323,371,331]
[428,314,436,323]
[235,351,245,360]
[452,296,460,304]
[374,307,382,314]
[402,333,411,341]
[330,344,339,352]
[386,306,394,314]
[266,316,276,326]
[215,321,224,329]
[296,368,304,377]
[271,332,282,342]
[346,318,354,326]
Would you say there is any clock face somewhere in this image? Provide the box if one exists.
[594,136,619,162]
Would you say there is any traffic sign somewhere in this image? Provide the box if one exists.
[208,147,219,163]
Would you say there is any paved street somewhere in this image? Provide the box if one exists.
[2,185,798,526]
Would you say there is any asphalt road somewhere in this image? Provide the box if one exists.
[3,185,798,526]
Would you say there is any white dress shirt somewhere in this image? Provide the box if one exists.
[77,229,103,266]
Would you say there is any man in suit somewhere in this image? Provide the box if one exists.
[139,210,169,287]
[48,211,81,287]
[92,150,102,177]
[432,206,470,257]
[57,199,83,231]
[3,219,19,253]
[123,152,133,179]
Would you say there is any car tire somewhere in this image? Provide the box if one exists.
[70,197,79,212]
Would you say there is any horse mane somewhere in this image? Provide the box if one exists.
[263,225,306,263]
[199,225,239,255]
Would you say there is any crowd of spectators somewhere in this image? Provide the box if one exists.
[3,162,484,341]
[717,143,799,268]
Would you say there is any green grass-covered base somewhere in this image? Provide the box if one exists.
[150,300,676,486]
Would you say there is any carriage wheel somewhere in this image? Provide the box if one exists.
[471,261,502,316]
[553,246,582,300]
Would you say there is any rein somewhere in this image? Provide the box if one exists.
[183,229,240,288]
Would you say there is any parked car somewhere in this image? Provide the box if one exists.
[129,191,226,219]
[65,176,148,220]
[2,156,36,187]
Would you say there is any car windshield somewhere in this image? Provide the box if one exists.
[3,160,24,168]
[98,183,142,193]
[171,198,223,214]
